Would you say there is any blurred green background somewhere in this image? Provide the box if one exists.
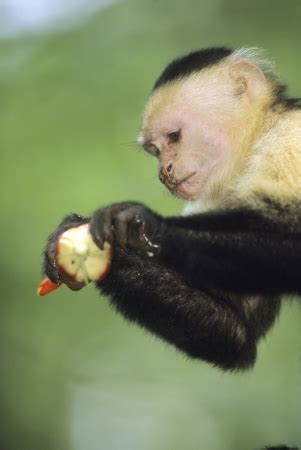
[1,1,301,449]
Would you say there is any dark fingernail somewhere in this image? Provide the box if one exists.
[95,235,104,249]
[120,239,127,250]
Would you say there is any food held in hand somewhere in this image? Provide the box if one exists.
[37,224,112,296]
[57,224,112,283]
[37,278,61,296]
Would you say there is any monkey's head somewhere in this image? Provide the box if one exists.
[138,47,279,202]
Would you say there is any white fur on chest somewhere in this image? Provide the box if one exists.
[182,199,219,216]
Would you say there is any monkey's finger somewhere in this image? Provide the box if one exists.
[113,210,133,250]
[138,221,161,255]
[59,272,85,291]
[90,210,114,249]
[44,246,61,284]
[117,212,155,253]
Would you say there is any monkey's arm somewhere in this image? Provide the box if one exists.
[160,205,301,295]
[99,245,259,370]
[43,206,279,370]
[89,202,301,296]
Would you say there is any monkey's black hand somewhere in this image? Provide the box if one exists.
[89,202,162,255]
[43,213,88,290]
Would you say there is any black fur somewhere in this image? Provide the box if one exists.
[161,204,301,296]
[274,83,301,110]
[43,199,301,371]
[153,47,232,90]
[263,446,299,450]
[153,46,301,110]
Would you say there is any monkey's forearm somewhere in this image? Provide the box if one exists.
[42,207,278,370]
[160,210,301,295]
[165,202,300,233]
[99,247,257,370]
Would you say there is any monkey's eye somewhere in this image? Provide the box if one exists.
[150,145,160,157]
[167,130,181,144]
[143,144,160,157]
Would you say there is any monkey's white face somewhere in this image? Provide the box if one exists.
[138,59,270,202]
[138,111,231,200]
[138,69,251,201]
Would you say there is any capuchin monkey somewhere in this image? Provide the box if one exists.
[43,47,301,372]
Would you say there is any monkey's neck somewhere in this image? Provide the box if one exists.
[228,104,301,208]
[230,105,280,185]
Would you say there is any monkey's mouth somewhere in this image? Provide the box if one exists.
[167,171,197,198]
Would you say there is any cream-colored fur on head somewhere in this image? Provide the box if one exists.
[230,47,276,80]
[138,48,301,214]
[234,109,301,205]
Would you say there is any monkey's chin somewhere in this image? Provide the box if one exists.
[171,184,198,201]
[168,171,201,200]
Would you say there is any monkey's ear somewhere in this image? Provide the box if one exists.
[229,58,268,99]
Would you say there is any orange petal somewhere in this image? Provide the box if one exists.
[37,278,61,296]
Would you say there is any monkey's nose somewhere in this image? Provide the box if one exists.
[159,162,174,184]
[166,162,173,173]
